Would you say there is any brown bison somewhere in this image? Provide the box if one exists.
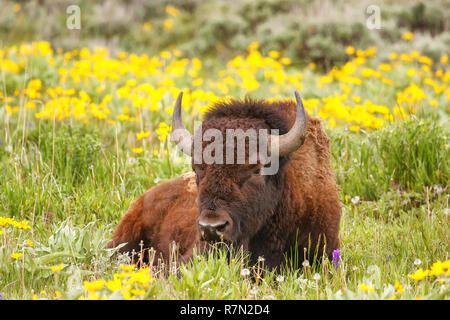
[108,91,341,270]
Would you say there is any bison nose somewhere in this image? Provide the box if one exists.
[198,221,229,242]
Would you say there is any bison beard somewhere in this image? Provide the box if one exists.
[108,93,341,270]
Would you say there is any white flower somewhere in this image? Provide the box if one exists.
[240,268,250,276]
[351,196,360,204]
[302,260,310,267]
[414,259,422,266]
[313,273,321,281]
[433,185,443,194]
[276,275,285,282]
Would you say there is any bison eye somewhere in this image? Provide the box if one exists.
[253,168,262,176]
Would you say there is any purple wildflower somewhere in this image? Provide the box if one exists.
[332,249,341,268]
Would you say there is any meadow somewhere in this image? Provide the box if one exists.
[0,3,449,300]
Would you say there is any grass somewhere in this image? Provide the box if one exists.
[0,114,448,300]
[329,118,449,200]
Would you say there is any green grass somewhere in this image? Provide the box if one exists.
[0,114,448,300]
[329,117,449,200]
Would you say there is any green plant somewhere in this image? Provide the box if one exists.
[27,122,102,186]
[376,118,449,192]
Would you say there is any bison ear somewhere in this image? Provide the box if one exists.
[171,91,193,156]
[273,91,307,157]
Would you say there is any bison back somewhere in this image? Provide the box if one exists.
[108,172,199,263]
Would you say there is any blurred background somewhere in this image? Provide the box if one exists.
[1,0,448,71]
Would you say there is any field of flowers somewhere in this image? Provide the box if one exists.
[2,40,448,135]
[0,18,449,300]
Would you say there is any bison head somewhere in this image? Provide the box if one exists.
[171,92,307,249]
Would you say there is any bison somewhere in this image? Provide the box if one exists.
[108,91,341,270]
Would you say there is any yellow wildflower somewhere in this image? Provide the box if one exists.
[126,268,154,285]
[429,260,450,277]
[117,114,130,121]
[406,68,415,77]
[346,46,355,55]
[378,63,391,72]
[352,96,361,103]
[163,19,173,30]
[132,148,144,154]
[359,283,375,292]
[308,62,316,70]
[280,57,292,65]
[155,122,171,141]
[13,3,21,12]
[429,99,437,107]
[165,5,180,17]
[131,289,146,296]
[25,101,36,109]
[388,52,398,60]
[143,22,152,31]
[409,268,429,282]
[394,280,403,294]
[120,264,136,272]
[401,31,414,41]
[173,49,183,57]
[106,278,122,292]
[11,252,23,260]
[269,50,280,59]
[381,78,393,85]
[192,78,203,87]
[50,263,64,273]
[84,280,105,293]
[136,131,151,141]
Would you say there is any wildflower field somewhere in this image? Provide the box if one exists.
[0,1,449,300]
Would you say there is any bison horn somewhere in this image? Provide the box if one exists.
[171,91,193,156]
[273,91,307,157]
[171,90,307,158]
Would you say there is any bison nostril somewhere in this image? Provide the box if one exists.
[198,221,230,241]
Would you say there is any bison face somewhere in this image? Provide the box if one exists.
[193,161,283,248]
[171,90,307,249]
